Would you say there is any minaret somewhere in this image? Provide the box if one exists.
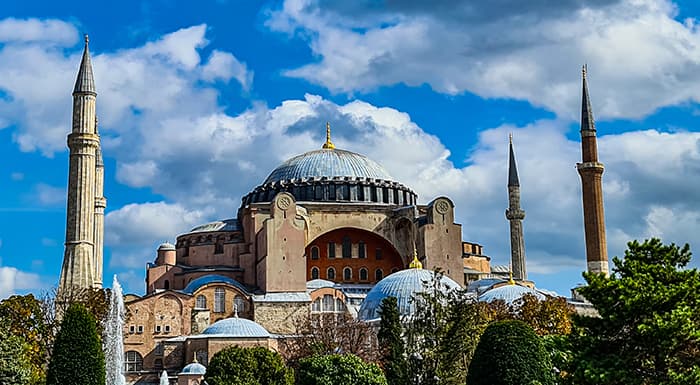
[505,134,527,281]
[576,65,609,275]
[59,35,101,292]
[93,118,106,288]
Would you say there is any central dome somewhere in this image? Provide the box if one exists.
[264,148,393,184]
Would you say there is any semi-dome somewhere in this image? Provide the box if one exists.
[202,317,270,338]
[358,264,461,321]
[264,148,393,184]
[478,283,545,304]
[182,274,248,295]
[180,361,206,375]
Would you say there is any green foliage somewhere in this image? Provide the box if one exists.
[0,326,33,385]
[568,238,700,385]
[377,296,407,385]
[297,354,387,385]
[467,320,555,385]
[46,303,105,385]
[0,294,50,384]
[205,346,293,385]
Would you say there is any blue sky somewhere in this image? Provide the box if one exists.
[2,0,700,297]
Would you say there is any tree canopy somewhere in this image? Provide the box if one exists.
[568,238,700,385]
[467,320,555,385]
[0,326,33,385]
[205,346,293,385]
[377,296,407,385]
[46,303,105,385]
[297,353,387,385]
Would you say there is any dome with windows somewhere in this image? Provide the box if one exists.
[478,283,545,304]
[180,361,206,375]
[358,261,461,321]
[242,130,417,206]
[201,317,270,338]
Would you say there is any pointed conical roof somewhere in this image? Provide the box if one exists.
[508,134,520,187]
[581,65,595,132]
[73,35,96,95]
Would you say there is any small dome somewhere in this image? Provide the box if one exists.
[182,275,248,295]
[180,361,206,375]
[478,283,545,304]
[202,317,270,338]
[467,278,506,295]
[264,148,393,184]
[158,242,176,251]
[358,268,461,321]
[306,279,336,290]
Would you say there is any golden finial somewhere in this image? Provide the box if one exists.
[84,34,89,45]
[322,122,335,149]
[508,262,515,285]
[409,245,423,269]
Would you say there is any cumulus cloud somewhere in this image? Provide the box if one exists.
[0,266,42,300]
[266,0,700,119]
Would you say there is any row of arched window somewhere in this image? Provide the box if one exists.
[309,241,383,260]
[311,294,346,313]
[310,266,396,281]
[194,289,247,314]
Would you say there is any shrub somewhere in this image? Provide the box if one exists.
[205,346,293,385]
[297,353,387,385]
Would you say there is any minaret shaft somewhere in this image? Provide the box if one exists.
[577,66,609,275]
[506,136,527,280]
[59,37,103,292]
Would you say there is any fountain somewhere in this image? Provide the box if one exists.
[104,275,127,385]
[160,370,169,385]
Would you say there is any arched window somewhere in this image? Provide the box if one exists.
[196,350,208,366]
[312,298,321,312]
[358,241,366,258]
[327,267,336,280]
[343,267,352,281]
[215,237,224,254]
[163,280,170,290]
[124,351,143,372]
[311,267,320,280]
[375,269,383,281]
[322,295,334,311]
[311,246,319,260]
[328,242,336,258]
[359,268,368,281]
[234,295,246,314]
[335,298,345,312]
[195,295,207,309]
[214,288,225,313]
[342,236,352,258]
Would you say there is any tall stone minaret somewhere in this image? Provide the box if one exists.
[505,134,527,281]
[93,120,106,288]
[576,65,609,275]
[59,35,103,292]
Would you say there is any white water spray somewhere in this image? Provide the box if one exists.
[160,370,169,385]
[104,275,126,385]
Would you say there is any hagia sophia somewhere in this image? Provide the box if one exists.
[58,38,609,385]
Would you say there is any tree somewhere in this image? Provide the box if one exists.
[46,303,105,385]
[568,238,700,385]
[0,326,33,385]
[205,346,293,385]
[467,320,555,385]
[377,296,407,385]
[297,354,387,385]
[483,294,574,336]
[0,294,50,384]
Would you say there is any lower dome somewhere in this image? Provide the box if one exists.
[201,317,270,338]
[358,268,460,321]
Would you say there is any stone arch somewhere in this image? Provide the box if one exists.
[394,217,415,265]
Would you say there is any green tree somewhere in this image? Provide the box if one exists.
[0,294,50,384]
[297,354,387,385]
[377,296,407,385]
[46,303,105,385]
[205,346,293,385]
[0,326,33,385]
[467,320,554,385]
[568,238,700,385]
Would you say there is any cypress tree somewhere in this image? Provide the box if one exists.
[467,320,554,385]
[377,296,407,385]
[46,303,105,385]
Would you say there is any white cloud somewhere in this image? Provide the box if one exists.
[34,183,65,206]
[266,0,700,120]
[201,50,253,89]
[10,172,23,181]
[0,18,77,45]
[0,265,43,300]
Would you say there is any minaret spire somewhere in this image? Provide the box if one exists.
[322,122,335,149]
[505,134,527,281]
[576,66,609,275]
[59,36,103,294]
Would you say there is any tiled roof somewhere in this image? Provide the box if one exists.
[201,317,270,338]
